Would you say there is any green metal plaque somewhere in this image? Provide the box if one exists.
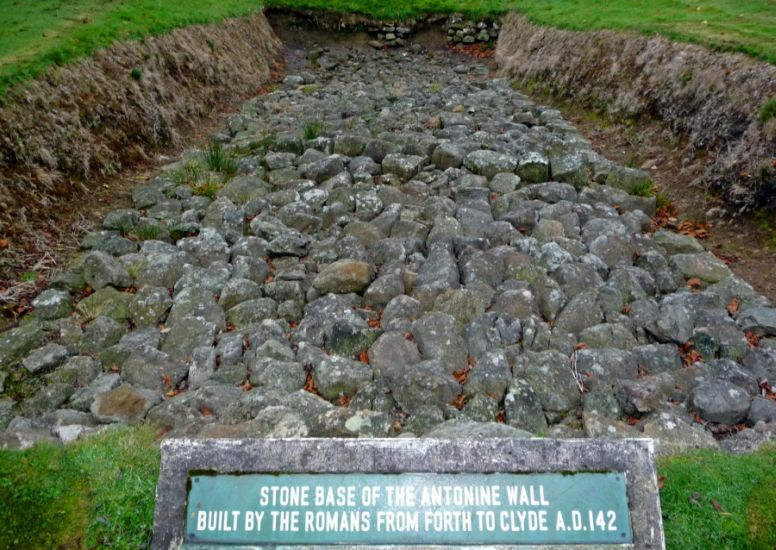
[184,472,632,546]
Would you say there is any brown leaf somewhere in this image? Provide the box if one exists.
[711,499,730,515]
[627,416,641,426]
[335,395,352,408]
[367,317,381,329]
[657,475,666,490]
[574,342,588,351]
[304,371,321,396]
[727,298,740,316]
[495,410,506,423]
[450,393,469,410]
[452,366,470,385]
[162,374,172,389]
[0,238,8,249]
[201,407,214,417]
[358,350,369,364]
[622,304,632,314]
[242,381,254,392]
[687,277,702,288]
[746,331,760,348]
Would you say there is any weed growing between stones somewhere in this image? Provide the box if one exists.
[302,121,327,140]
[205,139,239,177]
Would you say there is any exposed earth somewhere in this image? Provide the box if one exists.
[1,36,775,453]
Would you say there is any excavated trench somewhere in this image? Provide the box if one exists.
[0,12,775,453]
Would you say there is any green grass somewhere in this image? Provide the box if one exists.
[0,0,264,95]
[0,428,773,549]
[0,1,774,97]
[205,139,239,177]
[0,424,161,549]
[760,98,776,123]
[659,443,776,549]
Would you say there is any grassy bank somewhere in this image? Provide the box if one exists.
[0,0,263,95]
[0,1,774,96]
[0,425,773,549]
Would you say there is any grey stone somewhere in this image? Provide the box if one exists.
[689,380,751,424]
[653,230,705,255]
[31,289,73,320]
[465,350,511,400]
[129,286,173,327]
[21,343,69,374]
[83,251,132,290]
[411,312,468,374]
[76,287,131,323]
[313,260,373,294]
[463,150,517,179]
[670,252,731,283]
[737,307,776,337]
[313,355,373,401]
[382,154,427,181]
[747,397,776,426]
[367,331,421,380]
[514,350,581,420]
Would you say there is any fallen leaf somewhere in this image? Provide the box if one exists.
[622,304,632,314]
[746,331,760,347]
[711,499,730,515]
[453,366,470,385]
[657,475,666,490]
[242,381,254,392]
[358,350,369,364]
[367,318,381,329]
[0,238,8,249]
[304,371,321,396]
[495,410,506,423]
[727,298,740,316]
[450,393,469,410]
[574,342,588,351]
[627,416,641,426]
[200,407,214,417]
[687,277,702,288]
[162,374,172,389]
[335,395,352,408]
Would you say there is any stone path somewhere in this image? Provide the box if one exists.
[1,42,775,453]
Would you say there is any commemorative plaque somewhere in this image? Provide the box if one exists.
[153,438,664,549]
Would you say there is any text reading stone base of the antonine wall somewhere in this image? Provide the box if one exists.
[184,472,631,546]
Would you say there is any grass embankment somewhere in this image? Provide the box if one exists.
[0,0,263,95]
[0,426,773,549]
[0,0,774,96]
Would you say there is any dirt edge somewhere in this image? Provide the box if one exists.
[0,11,281,239]
[496,13,776,213]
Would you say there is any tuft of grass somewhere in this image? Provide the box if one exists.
[192,178,222,199]
[169,159,203,186]
[659,443,776,549]
[301,121,326,140]
[0,424,161,549]
[130,67,142,81]
[760,98,776,123]
[630,179,656,198]
[205,139,238,178]
[18,271,37,282]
